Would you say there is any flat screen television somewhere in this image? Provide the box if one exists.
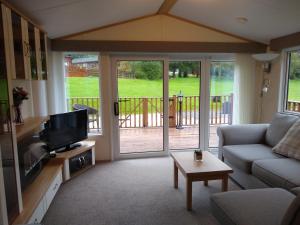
[40,110,88,152]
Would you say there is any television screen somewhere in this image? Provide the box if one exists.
[40,110,88,151]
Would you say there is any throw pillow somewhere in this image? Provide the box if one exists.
[273,119,300,160]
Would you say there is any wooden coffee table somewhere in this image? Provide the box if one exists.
[170,151,233,210]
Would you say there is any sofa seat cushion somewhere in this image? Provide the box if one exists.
[223,144,282,173]
[252,158,300,190]
[211,188,295,225]
[266,113,299,147]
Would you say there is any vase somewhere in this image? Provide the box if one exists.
[14,105,24,125]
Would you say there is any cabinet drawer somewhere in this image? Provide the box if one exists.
[28,198,45,224]
[45,171,62,211]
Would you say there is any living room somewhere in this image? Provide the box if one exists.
[0,0,300,225]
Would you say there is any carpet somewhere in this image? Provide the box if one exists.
[42,156,240,225]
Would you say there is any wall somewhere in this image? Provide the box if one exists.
[66,15,247,43]
[50,14,264,160]
[255,55,283,123]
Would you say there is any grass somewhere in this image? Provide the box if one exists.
[288,79,300,101]
[65,77,300,101]
[65,77,234,98]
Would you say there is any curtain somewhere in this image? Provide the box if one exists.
[233,54,256,124]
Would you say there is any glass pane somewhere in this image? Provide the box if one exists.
[168,61,201,150]
[39,31,47,80]
[28,23,37,80]
[117,60,164,154]
[11,11,25,79]
[209,61,234,147]
[64,53,101,133]
[286,51,300,112]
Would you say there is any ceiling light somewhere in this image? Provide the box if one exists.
[252,53,280,74]
[236,17,248,24]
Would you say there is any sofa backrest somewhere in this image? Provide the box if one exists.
[281,194,300,225]
[265,113,299,147]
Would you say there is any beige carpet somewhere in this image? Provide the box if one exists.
[43,156,240,225]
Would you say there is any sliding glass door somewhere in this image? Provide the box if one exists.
[209,61,235,147]
[116,60,165,154]
[168,61,201,150]
[112,56,234,158]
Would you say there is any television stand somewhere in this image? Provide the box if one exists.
[56,143,82,153]
[55,141,95,181]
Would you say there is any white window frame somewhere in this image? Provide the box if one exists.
[280,47,300,115]
[63,52,103,134]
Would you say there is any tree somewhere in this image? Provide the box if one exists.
[135,61,162,80]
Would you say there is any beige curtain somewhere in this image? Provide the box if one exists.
[233,54,256,124]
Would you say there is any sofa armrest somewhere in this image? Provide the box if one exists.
[291,187,300,196]
[217,124,269,160]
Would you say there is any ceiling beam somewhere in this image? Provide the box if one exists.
[270,32,300,51]
[51,40,267,53]
[157,0,178,14]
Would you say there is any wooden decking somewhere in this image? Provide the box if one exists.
[120,125,219,154]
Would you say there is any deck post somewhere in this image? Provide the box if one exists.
[143,98,148,127]
[169,95,177,127]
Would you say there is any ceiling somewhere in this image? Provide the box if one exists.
[7,0,300,43]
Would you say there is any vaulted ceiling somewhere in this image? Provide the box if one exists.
[7,0,300,43]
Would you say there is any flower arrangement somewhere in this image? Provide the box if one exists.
[13,87,29,107]
[12,87,29,124]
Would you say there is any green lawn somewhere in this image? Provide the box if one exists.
[65,77,234,98]
[65,77,300,101]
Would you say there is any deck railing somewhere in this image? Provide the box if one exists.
[287,101,300,112]
[66,94,234,130]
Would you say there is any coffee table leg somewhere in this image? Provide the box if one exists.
[186,178,192,211]
[174,161,178,189]
[204,180,208,186]
[222,175,229,192]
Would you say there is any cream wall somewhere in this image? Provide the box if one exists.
[66,15,247,43]
[255,55,283,123]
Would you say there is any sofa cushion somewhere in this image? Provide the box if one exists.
[273,119,300,160]
[223,144,282,173]
[211,188,295,225]
[281,194,300,225]
[252,158,300,190]
[265,113,299,147]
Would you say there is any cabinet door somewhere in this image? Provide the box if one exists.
[0,6,20,224]
[27,22,38,80]
[10,11,25,79]
[39,31,47,80]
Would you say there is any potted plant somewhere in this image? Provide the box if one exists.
[194,150,203,161]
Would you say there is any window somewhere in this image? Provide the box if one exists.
[285,50,300,113]
[64,53,102,133]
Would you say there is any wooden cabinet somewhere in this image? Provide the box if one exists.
[27,171,62,224]
[4,7,48,81]
[0,4,21,224]
[12,160,63,225]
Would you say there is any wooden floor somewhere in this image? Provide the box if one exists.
[120,125,219,154]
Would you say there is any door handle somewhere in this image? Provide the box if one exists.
[114,102,119,116]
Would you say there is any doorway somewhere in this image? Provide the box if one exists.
[112,55,234,159]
